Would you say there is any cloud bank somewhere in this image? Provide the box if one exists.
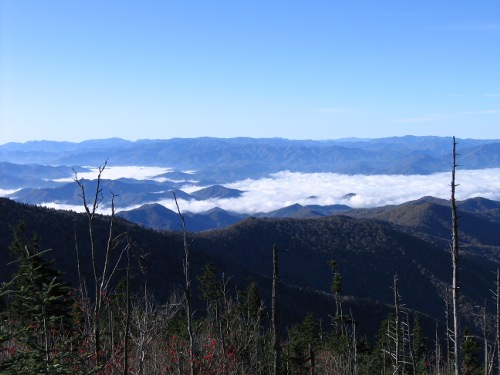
[24,168,500,216]
[160,168,500,214]
[54,166,173,182]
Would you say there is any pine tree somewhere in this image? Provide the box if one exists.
[0,225,80,373]
[288,313,321,373]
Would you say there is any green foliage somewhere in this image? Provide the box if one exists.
[0,226,82,373]
[328,259,342,295]
[462,327,482,375]
[8,226,72,323]
[412,312,429,373]
[197,262,222,303]
[367,318,393,374]
[237,280,262,321]
[288,313,322,373]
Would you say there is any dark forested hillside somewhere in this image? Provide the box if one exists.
[2,195,500,373]
[346,197,500,261]
[194,215,497,324]
[1,197,497,340]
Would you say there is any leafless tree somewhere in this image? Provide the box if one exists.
[389,273,402,375]
[450,136,462,375]
[496,269,500,375]
[272,243,281,375]
[74,161,129,368]
[173,191,195,375]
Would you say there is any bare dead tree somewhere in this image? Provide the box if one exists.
[130,289,181,375]
[124,241,131,375]
[450,136,462,375]
[272,243,281,375]
[482,300,495,375]
[74,161,129,367]
[497,269,500,375]
[173,192,195,375]
[445,286,452,369]
[490,269,500,375]
[393,274,401,375]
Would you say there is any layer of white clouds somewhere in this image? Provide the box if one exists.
[16,168,500,216]
[0,188,20,196]
[54,166,173,182]
[78,168,500,215]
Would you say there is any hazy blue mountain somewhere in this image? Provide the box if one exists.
[190,185,244,200]
[304,204,351,215]
[2,137,500,180]
[117,203,181,231]
[118,203,247,231]
[0,162,88,189]
[8,179,180,207]
[168,189,196,201]
[256,203,326,218]
[2,136,500,216]
[116,201,352,231]
[184,207,248,231]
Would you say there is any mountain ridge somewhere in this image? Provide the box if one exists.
[1,196,497,340]
[2,137,500,179]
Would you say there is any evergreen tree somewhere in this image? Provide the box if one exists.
[288,313,321,373]
[8,226,72,324]
[1,226,82,373]
[462,328,482,375]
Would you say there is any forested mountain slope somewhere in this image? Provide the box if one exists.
[1,197,497,340]
[346,197,500,261]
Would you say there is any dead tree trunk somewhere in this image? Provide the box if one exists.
[75,161,129,369]
[173,192,195,375]
[445,286,452,369]
[393,274,401,375]
[124,243,131,375]
[272,243,281,375]
[451,136,462,375]
[497,269,500,375]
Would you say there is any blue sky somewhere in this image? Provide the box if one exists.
[1,0,499,143]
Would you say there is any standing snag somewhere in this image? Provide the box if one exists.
[450,136,462,375]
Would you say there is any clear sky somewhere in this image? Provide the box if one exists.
[1,0,499,144]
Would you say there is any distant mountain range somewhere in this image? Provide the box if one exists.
[2,136,500,223]
[2,136,500,184]
[117,202,352,231]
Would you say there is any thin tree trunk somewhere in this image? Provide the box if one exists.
[124,246,131,375]
[436,320,441,375]
[309,343,315,374]
[75,163,105,364]
[43,306,51,372]
[497,269,500,375]
[75,161,128,369]
[174,192,194,375]
[272,243,281,375]
[393,274,401,375]
[451,136,462,375]
[446,286,451,369]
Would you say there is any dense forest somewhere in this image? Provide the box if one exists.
[1,163,499,374]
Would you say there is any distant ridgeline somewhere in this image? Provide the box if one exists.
[2,136,500,228]
[1,136,500,178]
